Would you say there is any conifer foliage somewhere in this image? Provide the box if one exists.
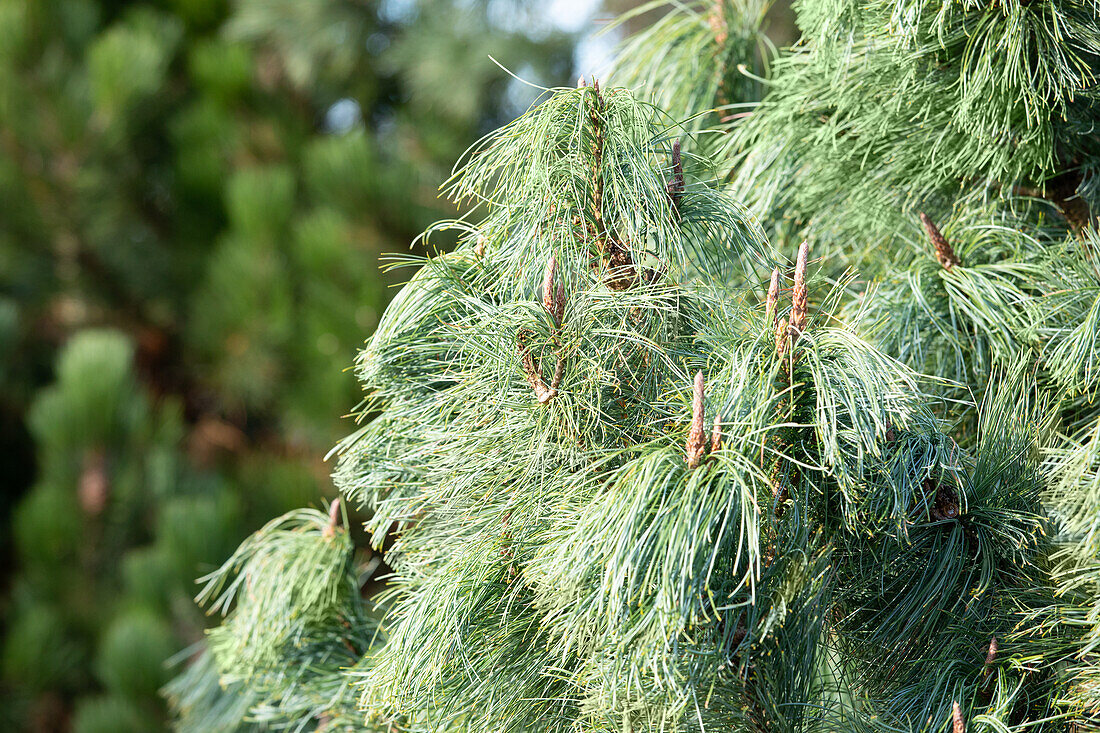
[173,0,1100,731]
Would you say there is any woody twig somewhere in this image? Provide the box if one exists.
[518,254,568,404]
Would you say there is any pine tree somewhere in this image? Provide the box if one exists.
[167,0,1100,731]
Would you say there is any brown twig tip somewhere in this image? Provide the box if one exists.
[952,701,965,733]
[517,327,563,404]
[921,476,960,520]
[775,315,788,356]
[711,413,723,454]
[542,254,566,327]
[789,241,809,346]
[475,233,487,257]
[577,75,586,88]
[324,499,341,538]
[984,636,999,674]
[920,212,961,270]
[765,267,781,327]
[935,481,960,520]
[686,371,706,469]
[666,139,684,205]
[514,327,550,402]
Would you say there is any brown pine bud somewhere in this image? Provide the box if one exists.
[789,241,809,347]
[542,254,566,327]
[920,213,961,270]
[983,636,998,676]
[711,413,722,454]
[666,139,684,205]
[952,701,965,733]
[921,477,960,520]
[765,267,781,327]
[323,498,341,539]
[934,480,960,520]
[577,76,586,88]
[686,371,706,469]
[475,233,487,257]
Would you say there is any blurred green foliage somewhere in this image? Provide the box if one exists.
[0,0,575,729]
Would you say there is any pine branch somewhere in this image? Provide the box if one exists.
[772,243,812,517]
[585,79,636,291]
[1017,168,1095,237]
[1045,169,1094,237]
